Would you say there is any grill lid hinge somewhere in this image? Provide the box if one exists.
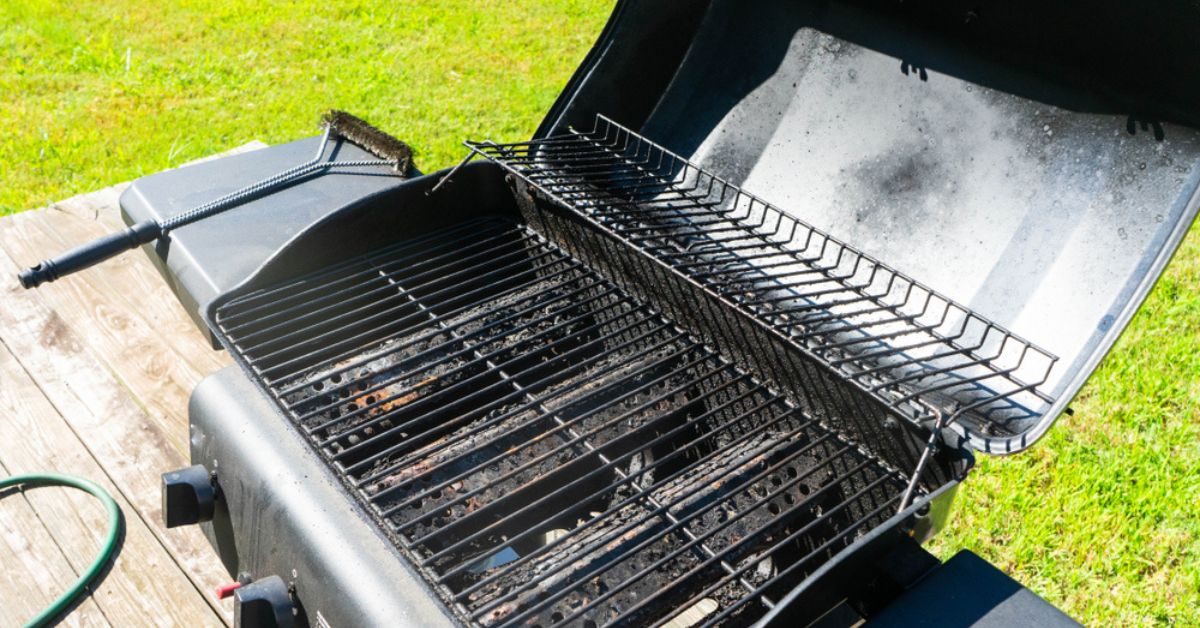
[897,406,955,514]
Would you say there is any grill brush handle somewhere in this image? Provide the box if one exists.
[16,110,409,291]
[18,219,161,289]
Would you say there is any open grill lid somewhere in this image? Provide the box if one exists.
[517,0,1200,453]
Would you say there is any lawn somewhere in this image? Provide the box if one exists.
[0,0,611,214]
[2,1,1197,625]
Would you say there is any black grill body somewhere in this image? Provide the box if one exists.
[189,367,460,627]
[131,0,1200,625]
[196,167,967,626]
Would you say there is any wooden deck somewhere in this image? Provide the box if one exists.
[0,144,268,627]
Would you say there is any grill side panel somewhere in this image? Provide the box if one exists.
[189,366,462,628]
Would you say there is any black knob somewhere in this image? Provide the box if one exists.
[234,576,296,628]
[161,464,216,528]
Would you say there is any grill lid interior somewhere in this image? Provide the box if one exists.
[532,0,1200,452]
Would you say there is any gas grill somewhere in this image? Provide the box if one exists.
[126,1,1200,626]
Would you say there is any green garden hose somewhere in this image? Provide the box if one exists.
[0,473,122,628]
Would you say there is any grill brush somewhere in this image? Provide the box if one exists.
[17,110,411,289]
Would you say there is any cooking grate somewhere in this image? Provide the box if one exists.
[215,218,910,627]
[464,115,1060,444]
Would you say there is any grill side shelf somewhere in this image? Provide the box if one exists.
[466,114,1060,452]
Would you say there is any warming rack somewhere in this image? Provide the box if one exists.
[463,115,1060,442]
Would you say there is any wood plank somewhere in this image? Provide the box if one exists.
[2,210,215,457]
[20,201,232,376]
[43,183,127,228]
[0,142,264,625]
[0,461,109,628]
[0,146,266,449]
[0,246,233,624]
[0,144,264,461]
[34,143,265,380]
[0,343,222,627]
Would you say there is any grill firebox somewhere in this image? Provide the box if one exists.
[216,219,912,626]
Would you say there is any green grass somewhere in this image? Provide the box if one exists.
[2,1,1198,625]
[927,230,1200,626]
[0,0,611,213]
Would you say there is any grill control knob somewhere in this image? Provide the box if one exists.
[161,464,216,528]
[234,576,296,628]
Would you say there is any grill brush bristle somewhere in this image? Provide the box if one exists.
[322,110,413,173]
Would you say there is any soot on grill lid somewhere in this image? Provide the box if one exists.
[525,0,1200,453]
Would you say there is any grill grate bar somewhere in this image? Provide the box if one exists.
[363,242,780,608]
[397,350,784,612]
[271,259,595,393]
[410,369,760,551]
[778,298,939,341]
[687,487,904,628]
[627,470,900,628]
[284,274,613,410]
[455,419,838,607]
[507,389,783,617]
[217,219,494,326]
[251,242,575,382]
[371,352,726,516]
[236,235,553,362]
[223,225,534,341]
[507,452,884,628]
[320,307,663,452]
[795,304,947,346]
[293,282,625,426]
[467,420,840,623]
[354,331,695,489]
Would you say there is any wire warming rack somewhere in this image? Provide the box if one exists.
[465,115,1060,445]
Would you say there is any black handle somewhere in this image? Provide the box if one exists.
[17,220,162,289]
